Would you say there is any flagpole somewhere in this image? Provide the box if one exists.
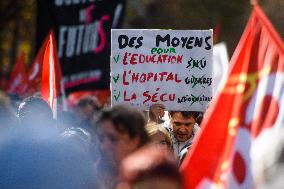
[49,34,56,119]
[53,97,57,120]
[61,79,68,111]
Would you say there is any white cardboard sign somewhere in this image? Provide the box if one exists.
[111,29,213,111]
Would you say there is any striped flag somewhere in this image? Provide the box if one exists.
[181,4,284,189]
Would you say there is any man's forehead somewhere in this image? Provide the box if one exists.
[97,120,129,137]
[171,112,195,121]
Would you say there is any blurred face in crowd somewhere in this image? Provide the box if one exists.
[150,131,171,151]
[97,120,140,168]
[171,112,196,142]
[76,104,94,122]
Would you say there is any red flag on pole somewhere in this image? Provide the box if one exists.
[6,52,29,95]
[180,4,284,189]
[41,31,63,119]
[27,34,49,94]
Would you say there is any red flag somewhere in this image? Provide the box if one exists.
[27,34,49,94]
[6,52,29,95]
[41,31,63,118]
[181,4,284,189]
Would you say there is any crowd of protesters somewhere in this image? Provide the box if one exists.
[0,92,204,189]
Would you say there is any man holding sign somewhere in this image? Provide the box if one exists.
[111,29,212,164]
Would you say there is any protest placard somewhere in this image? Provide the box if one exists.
[37,0,126,94]
[111,29,213,111]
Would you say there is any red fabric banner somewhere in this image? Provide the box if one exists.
[41,31,63,117]
[27,34,49,94]
[181,4,284,189]
[6,52,29,95]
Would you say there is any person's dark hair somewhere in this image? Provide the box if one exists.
[96,105,149,146]
[196,112,204,125]
[169,111,200,121]
[148,103,165,123]
[77,96,102,111]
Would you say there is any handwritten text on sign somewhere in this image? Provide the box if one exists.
[111,29,213,111]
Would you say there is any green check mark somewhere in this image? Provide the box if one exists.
[113,74,119,83]
[113,54,120,64]
[113,91,121,101]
